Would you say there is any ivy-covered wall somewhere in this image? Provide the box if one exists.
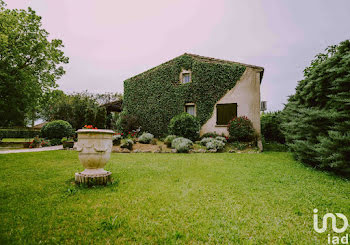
[123,54,246,136]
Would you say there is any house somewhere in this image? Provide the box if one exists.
[123,53,264,139]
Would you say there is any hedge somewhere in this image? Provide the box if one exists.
[260,111,285,143]
[281,40,350,174]
[124,54,245,137]
[0,128,40,139]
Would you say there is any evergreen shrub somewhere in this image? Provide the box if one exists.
[281,40,350,174]
[164,135,177,148]
[138,133,154,144]
[168,113,200,141]
[227,116,255,142]
[41,120,73,139]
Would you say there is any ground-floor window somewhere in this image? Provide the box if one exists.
[216,103,237,125]
[185,103,196,116]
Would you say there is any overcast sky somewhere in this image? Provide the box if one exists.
[6,0,350,111]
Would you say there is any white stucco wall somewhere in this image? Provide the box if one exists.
[200,67,262,136]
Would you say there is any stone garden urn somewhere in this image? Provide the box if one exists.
[75,129,114,185]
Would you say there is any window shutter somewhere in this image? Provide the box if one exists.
[216,103,237,125]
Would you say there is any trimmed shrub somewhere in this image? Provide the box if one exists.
[41,120,73,140]
[206,139,225,151]
[49,138,61,146]
[112,134,122,146]
[261,111,285,143]
[168,113,200,141]
[171,137,193,153]
[228,116,255,142]
[120,139,133,150]
[164,135,177,148]
[138,132,154,144]
[0,128,40,139]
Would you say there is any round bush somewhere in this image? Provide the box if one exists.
[206,139,225,151]
[41,120,73,140]
[138,132,154,144]
[120,139,133,150]
[171,137,193,153]
[200,137,214,146]
[168,113,200,141]
[164,135,177,147]
[227,116,255,142]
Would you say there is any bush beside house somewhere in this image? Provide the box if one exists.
[168,113,200,141]
[228,116,256,142]
[261,111,285,143]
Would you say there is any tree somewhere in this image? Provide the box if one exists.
[39,89,66,121]
[281,40,350,175]
[47,92,109,130]
[0,1,69,127]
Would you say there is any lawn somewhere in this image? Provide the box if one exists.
[0,151,349,244]
[1,138,33,142]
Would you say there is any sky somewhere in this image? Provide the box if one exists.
[6,0,350,111]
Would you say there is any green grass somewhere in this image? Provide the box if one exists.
[1,138,33,142]
[0,152,349,244]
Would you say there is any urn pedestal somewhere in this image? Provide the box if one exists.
[75,129,114,185]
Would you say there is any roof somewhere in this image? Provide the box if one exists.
[31,122,47,129]
[126,53,264,82]
[101,99,123,112]
[185,53,264,71]
[185,53,264,83]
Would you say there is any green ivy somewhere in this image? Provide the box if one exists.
[124,54,246,136]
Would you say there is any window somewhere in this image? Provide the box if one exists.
[180,70,191,84]
[182,73,191,83]
[216,103,237,125]
[185,103,196,116]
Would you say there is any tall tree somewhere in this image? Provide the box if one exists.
[281,40,350,175]
[0,1,68,126]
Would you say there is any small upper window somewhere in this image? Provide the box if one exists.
[185,103,196,116]
[182,73,191,83]
[180,70,192,84]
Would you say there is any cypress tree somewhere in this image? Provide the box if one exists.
[281,40,350,175]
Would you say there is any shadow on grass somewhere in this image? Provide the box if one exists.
[62,175,120,197]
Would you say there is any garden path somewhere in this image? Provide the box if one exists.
[0,145,63,154]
